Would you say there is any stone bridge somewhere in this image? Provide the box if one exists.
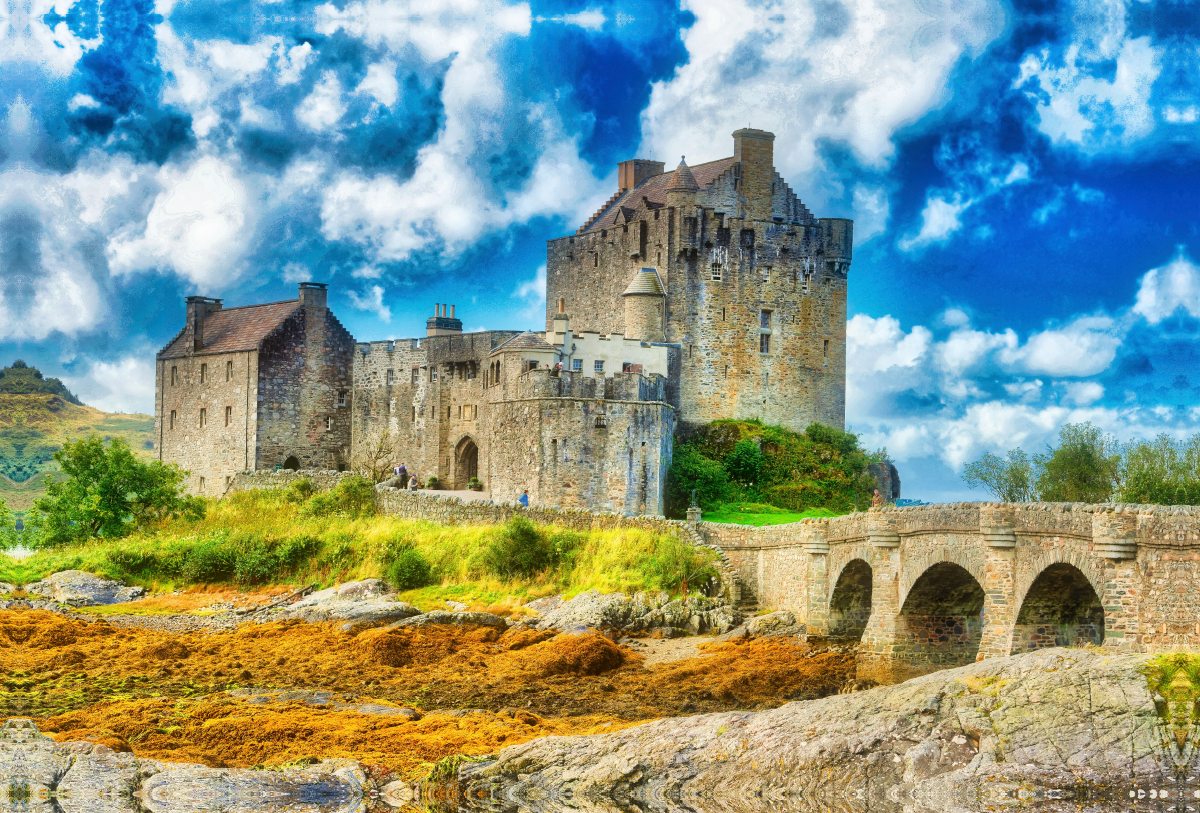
[697,502,1199,684]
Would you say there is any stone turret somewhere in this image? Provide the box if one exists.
[621,268,665,342]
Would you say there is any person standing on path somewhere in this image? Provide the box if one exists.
[519,490,529,508]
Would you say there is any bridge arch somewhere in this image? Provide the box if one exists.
[828,558,872,640]
[898,545,986,609]
[1013,548,1106,620]
[896,561,986,677]
[1011,563,1104,654]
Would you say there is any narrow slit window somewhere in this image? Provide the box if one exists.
[199,476,205,490]
[224,405,232,426]
[169,410,176,429]
[199,408,207,428]
[171,366,178,386]
[387,369,394,385]
[226,360,233,380]
[412,367,419,385]
[412,406,416,422]
[200,363,207,383]
[763,266,771,283]
[760,333,770,354]
[325,417,333,431]
[823,339,830,360]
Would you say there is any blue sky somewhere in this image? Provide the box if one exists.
[1,0,1198,501]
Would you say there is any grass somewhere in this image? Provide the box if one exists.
[701,502,846,527]
[0,487,718,603]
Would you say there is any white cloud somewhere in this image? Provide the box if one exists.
[899,194,972,250]
[296,71,347,132]
[1132,248,1200,324]
[1002,315,1120,377]
[1063,381,1104,406]
[1164,105,1200,124]
[1014,36,1160,153]
[544,8,605,29]
[282,262,310,283]
[63,356,157,414]
[851,184,889,244]
[347,285,392,322]
[847,314,931,373]
[351,264,383,279]
[512,264,546,320]
[277,42,314,85]
[638,0,1005,222]
[107,156,254,289]
[356,62,399,107]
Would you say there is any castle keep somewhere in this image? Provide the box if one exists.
[156,130,853,514]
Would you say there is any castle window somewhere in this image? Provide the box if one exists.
[171,366,178,386]
[823,339,829,360]
[430,367,437,382]
[710,262,722,281]
[412,367,419,385]
[226,360,233,380]
[457,405,462,419]
[601,229,607,238]
[199,476,205,491]
[226,475,232,489]
[412,406,416,422]
[325,417,333,431]
[572,359,582,372]
[763,266,771,283]
[760,333,771,354]
[224,405,232,426]
[593,253,599,267]
[447,406,451,419]
[527,360,538,372]
[594,415,607,429]
[594,360,604,373]
[386,369,394,385]
[199,363,207,383]
[722,307,726,321]
[760,310,772,329]
[169,410,176,429]
[199,408,207,428]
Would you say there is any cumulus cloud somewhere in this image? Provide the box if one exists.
[63,355,157,414]
[512,264,546,321]
[1132,248,1200,324]
[107,156,254,289]
[347,284,392,321]
[1002,315,1121,377]
[638,0,1005,220]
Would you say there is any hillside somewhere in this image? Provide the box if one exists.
[0,362,154,512]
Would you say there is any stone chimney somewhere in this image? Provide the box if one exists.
[618,159,665,193]
[427,303,463,336]
[185,296,223,353]
[299,282,328,312]
[732,128,775,221]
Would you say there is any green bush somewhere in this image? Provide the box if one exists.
[724,439,763,485]
[483,516,557,579]
[389,546,432,589]
[283,478,317,504]
[644,537,719,592]
[300,476,376,518]
[665,444,731,516]
[181,539,236,583]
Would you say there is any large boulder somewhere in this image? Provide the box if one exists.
[269,580,420,629]
[23,571,145,607]
[392,610,508,630]
[456,648,1161,813]
[532,590,740,635]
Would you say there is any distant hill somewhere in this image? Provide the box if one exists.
[0,361,155,512]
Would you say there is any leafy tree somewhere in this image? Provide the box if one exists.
[665,443,731,516]
[724,439,763,485]
[1117,433,1200,504]
[28,436,204,547]
[962,449,1036,502]
[1035,422,1119,503]
[351,425,399,484]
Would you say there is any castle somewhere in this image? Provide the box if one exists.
[155,129,853,515]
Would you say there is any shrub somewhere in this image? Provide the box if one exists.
[181,539,236,583]
[724,439,763,486]
[483,516,556,579]
[644,536,719,593]
[300,476,376,518]
[665,444,731,516]
[425,476,438,489]
[283,478,316,504]
[389,546,432,590]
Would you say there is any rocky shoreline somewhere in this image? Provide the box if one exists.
[452,648,1169,813]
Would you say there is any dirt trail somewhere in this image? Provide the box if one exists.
[2,607,856,780]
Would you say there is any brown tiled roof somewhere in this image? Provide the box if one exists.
[664,159,699,192]
[489,331,558,356]
[158,300,301,359]
[579,156,736,234]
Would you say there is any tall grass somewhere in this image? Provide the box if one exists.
[0,488,717,603]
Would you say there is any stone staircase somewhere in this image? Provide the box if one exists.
[676,521,758,617]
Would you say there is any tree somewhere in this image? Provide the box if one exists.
[1035,422,1119,503]
[1116,433,1200,505]
[29,437,204,547]
[962,449,1036,502]
[351,425,399,484]
[665,443,731,516]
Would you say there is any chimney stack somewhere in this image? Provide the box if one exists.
[185,295,223,353]
[427,303,463,337]
[299,282,328,312]
[618,159,666,193]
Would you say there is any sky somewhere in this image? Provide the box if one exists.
[0,0,1198,501]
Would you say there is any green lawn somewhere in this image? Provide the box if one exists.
[701,503,847,526]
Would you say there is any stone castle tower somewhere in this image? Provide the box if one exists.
[545,129,851,431]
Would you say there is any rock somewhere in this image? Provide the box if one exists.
[0,717,363,813]
[336,579,386,599]
[745,610,796,636]
[23,570,145,607]
[456,648,1162,812]
[229,689,421,720]
[443,599,468,611]
[0,582,15,594]
[523,595,564,614]
[393,610,508,630]
[534,590,740,635]
[269,586,421,629]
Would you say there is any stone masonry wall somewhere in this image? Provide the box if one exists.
[155,350,260,497]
